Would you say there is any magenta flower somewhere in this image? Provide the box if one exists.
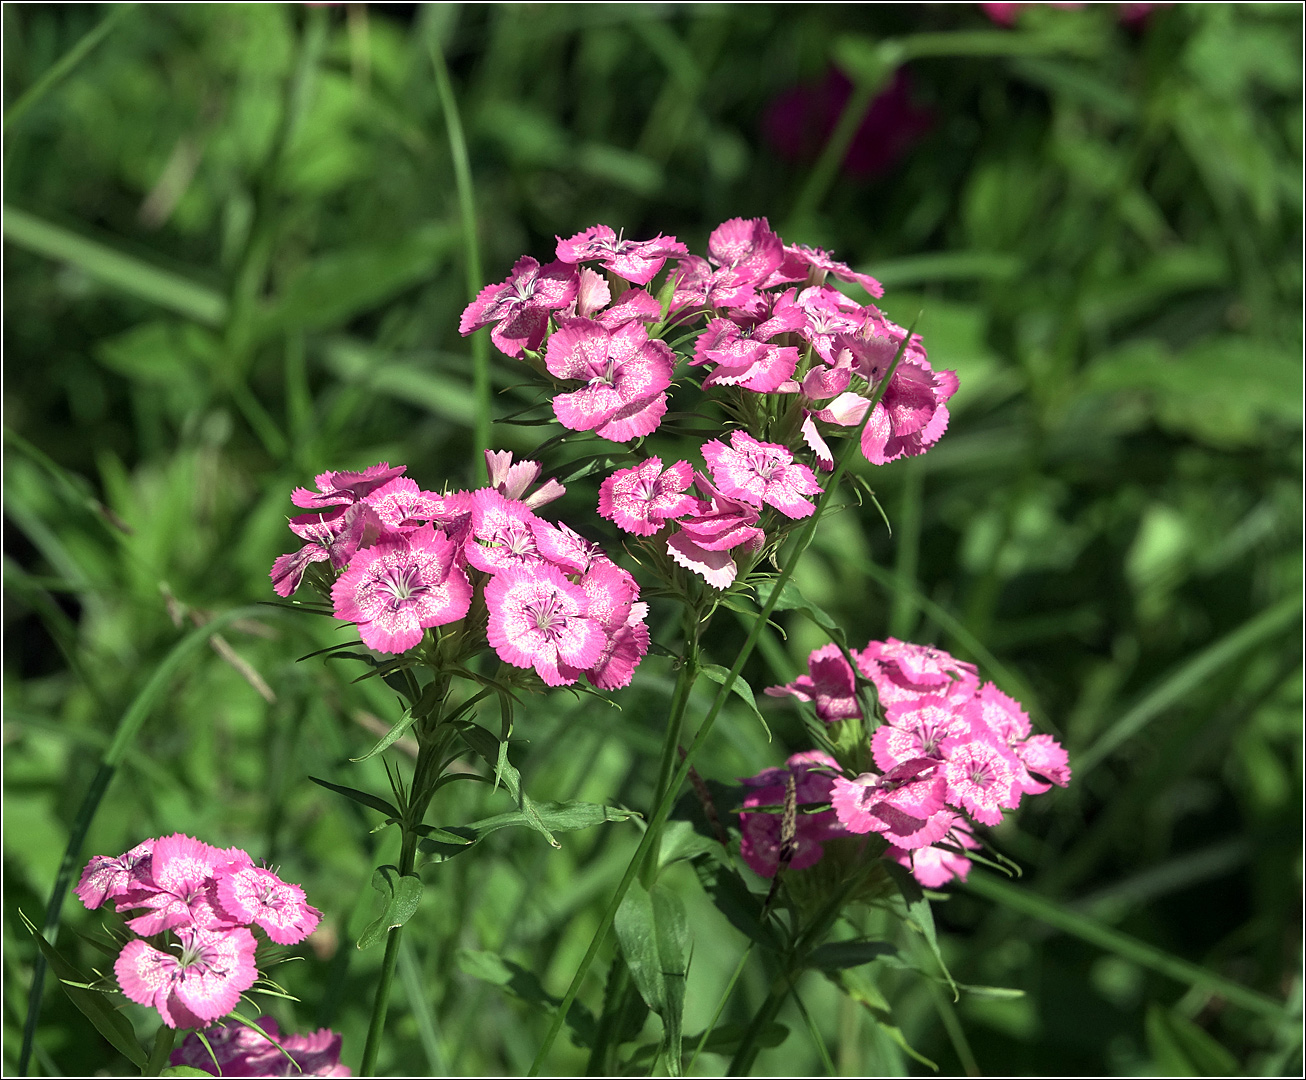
[594,288,663,329]
[545,318,674,442]
[739,751,846,877]
[331,524,472,654]
[597,457,696,536]
[941,737,1021,826]
[764,643,862,722]
[171,1017,351,1077]
[115,925,259,1030]
[555,225,688,285]
[291,463,405,510]
[707,217,786,290]
[561,560,650,690]
[464,489,548,574]
[782,243,884,298]
[216,865,321,945]
[115,833,241,938]
[485,564,604,686]
[871,695,969,771]
[459,256,579,359]
[763,67,933,181]
[702,431,823,519]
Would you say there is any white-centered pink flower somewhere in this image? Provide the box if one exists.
[292,463,405,510]
[75,840,154,910]
[555,225,688,285]
[764,643,862,722]
[115,926,258,1030]
[702,431,823,519]
[271,503,378,598]
[597,457,696,536]
[545,318,674,442]
[331,524,471,654]
[665,473,765,589]
[216,865,321,945]
[485,564,604,686]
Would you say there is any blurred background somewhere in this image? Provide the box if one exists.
[3,3,1301,1075]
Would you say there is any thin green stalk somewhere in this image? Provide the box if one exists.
[687,944,755,1073]
[888,458,924,640]
[18,605,269,1077]
[529,324,920,1075]
[727,971,791,1077]
[359,733,445,1075]
[787,72,885,230]
[427,27,490,478]
[965,871,1287,1018]
[788,979,836,1076]
[4,3,137,131]
[641,621,701,886]
[926,978,979,1077]
[144,1024,177,1077]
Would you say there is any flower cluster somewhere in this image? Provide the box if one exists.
[271,452,649,688]
[759,638,1070,886]
[461,217,957,467]
[170,1016,350,1077]
[76,835,321,1030]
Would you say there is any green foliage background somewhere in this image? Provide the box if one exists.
[3,3,1301,1075]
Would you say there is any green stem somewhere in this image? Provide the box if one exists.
[686,943,755,1074]
[641,617,701,887]
[529,325,919,1076]
[144,1023,176,1077]
[727,970,791,1076]
[359,732,445,1076]
[427,24,490,479]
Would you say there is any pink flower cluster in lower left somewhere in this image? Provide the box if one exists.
[76,834,321,1030]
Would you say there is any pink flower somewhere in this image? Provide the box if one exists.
[363,477,447,532]
[702,431,823,519]
[291,463,405,510]
[463,489,548,574]
[216,865,321,945]
[459,256,578,359]
[75,840,153,910]
[739,751,846,877]
[707,217,786,290]
[781,244,884,298]
[831,762,954,850]
[764,643,862,722]
[871,695,969,771]
[597,458,696,536]
[171,1017,351,1076]
[861,637,979,694]
[484,450,566,509]
[1018,733,1072,789]
[561,560,650,690]
[545,318,674,442]
[555,225,688,285]
[115,926,258,1029]
[270,503,377,598]
[665,473,765,589]
[331,524,472,654]
[114,834,241,938]
[941,737,1020,826]
[485,564,604,686]
[887,821,980,889]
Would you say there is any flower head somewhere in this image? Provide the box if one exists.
[115,926,259,1030]
[171,1016,351,1077]
[739,751,846,877]
[555,225,688,285]
[459,256,578,359]
[485,564,604,686]
[702,431,823,519]
[331,524,472,654]
[216,865,321,945]
[597,458,696,536]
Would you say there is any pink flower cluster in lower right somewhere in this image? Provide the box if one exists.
[744,638,1070,887]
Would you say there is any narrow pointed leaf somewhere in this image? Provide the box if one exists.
[309,776,401,820]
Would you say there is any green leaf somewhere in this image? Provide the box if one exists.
[692,857,780,952]
[699,664,769,738]
[417,801,638,859]
[457,949,597,1047]
[882,860,955,998]
[309,776,401,820]
[805,938,898,972]
[1145,1003,1241,1076]
[350,707,419,762]
[752,578,848,648]
[831,967,939,1071]
[614,880,690,1075]
[456,722,560,847]
[18,910,147,1068]
[357,865,424,950]
[160,1068,215,1077]
[625,1022,789,1069]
